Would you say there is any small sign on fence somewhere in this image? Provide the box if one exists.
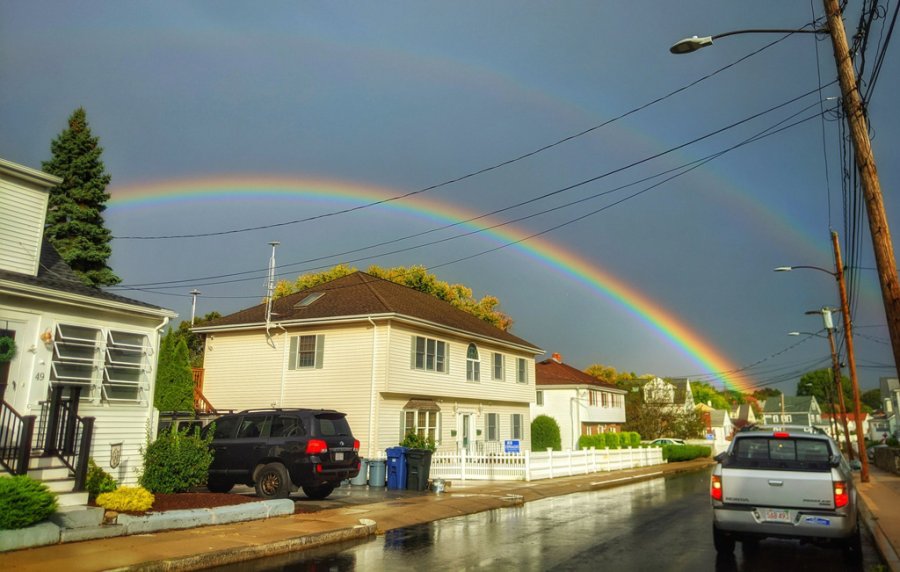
[504,440,520,454]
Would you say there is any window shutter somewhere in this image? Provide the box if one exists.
[315,334,324,369]
[410,336,417,369]
[288,336,298,370]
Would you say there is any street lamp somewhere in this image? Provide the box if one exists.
[790,329,841,440]
[669,28,825,54]
[775,230,869,480]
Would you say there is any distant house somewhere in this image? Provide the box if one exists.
[641,377,694,413]
[193,271,543,457]
[695,403,734,443]
[532,353,627,449]
[881,377,900,438]
[1,157,175,495]
[822,412,869,439]
[760,395,823,427]
[730,403,757,430]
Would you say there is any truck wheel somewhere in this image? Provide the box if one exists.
[843,526,862,561]
[302,482,336,500]
[713,524,735,555]
[206,477,234,493]
[255,463,291,499]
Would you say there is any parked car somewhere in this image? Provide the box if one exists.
[710,425,860,558]
[204,408,361,500]
[650,438,686,446]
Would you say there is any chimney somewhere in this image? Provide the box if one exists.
[551,353,562,363]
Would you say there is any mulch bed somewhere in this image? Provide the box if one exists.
[91,492,264,516]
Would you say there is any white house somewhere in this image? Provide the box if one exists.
[641,377,695,413]
[192,271,543,458]
[532,353,627,449]
[0,157,175,492]
[881,377,900,438]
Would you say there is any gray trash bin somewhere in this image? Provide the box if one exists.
[350,458,369,486]
[368,459,386,487]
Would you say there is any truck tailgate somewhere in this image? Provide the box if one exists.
[721,468,835,509]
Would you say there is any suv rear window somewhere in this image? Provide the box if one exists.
[726,437,833,472]
[315,413,352,437]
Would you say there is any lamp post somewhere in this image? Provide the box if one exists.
[789,331,840,439]
[775,229,869,480]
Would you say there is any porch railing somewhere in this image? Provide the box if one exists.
[36,391,94,491]
[0,400,35,476]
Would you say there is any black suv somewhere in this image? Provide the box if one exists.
[204,408,360,500]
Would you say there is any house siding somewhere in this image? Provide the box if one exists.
[0,177,47,275]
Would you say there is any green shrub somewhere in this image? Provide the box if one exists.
[577,434,605,449]
[139,424,214,493]
[96,486,155,512]
[617,433,630,448]
[86,458,118,502]
[400,431,436,451]
[662,444,712,462]
[602,433,618,449]
[0,475,58,530]
[628,432,641,447]
[531,415,562,451]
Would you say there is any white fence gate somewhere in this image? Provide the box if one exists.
[429,447,664,482]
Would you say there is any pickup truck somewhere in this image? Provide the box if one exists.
[710,426,861,558]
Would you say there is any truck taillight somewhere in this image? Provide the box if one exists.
[711,475,723,501]
[833,481,849,508]
[353,439,360,451]
[305,439,328,454]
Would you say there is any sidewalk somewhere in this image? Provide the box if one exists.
[7,459,896,572]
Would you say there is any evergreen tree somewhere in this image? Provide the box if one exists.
[42,108,120,287]
[153,330,194,412]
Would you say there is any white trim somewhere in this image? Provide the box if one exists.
[1,281,176,319]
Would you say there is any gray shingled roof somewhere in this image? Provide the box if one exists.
[762,395,817,413]
[197,271,540,351]
[1,241,167,311]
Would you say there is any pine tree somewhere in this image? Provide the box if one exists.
[42,108,120,287]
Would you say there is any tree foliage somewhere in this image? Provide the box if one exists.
[153,330,194,412]
[531,415,562,451]
[41,108,120,287]
[862,388,882,411]
[796,368,853,413]
[275,264,513,331]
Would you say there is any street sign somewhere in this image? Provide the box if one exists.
[504,440,520,454]
[706,433,715,441]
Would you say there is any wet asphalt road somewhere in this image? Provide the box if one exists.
[213,469,883,571]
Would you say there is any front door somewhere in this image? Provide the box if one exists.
[460,414,471,452]
[0,313,38,414]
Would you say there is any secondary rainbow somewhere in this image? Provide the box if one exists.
[107,175,748,390]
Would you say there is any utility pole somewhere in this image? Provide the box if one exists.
[832,231,869,480]
[823,0,900,381]
[822,309,854,459]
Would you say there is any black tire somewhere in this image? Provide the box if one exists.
[206,477,234,493]
[302,482,336,500]
[254,462,292,499]
[713,524,735,555]
[843,525,863,561]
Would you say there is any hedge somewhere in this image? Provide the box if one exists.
[661,444,711,462]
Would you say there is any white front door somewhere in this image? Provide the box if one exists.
[0,311,40,414]
[459,413,474,452]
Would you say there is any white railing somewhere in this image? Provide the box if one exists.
[428,446,664,482]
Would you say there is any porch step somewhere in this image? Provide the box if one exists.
[25,456,87,507]
[55,490,89,507]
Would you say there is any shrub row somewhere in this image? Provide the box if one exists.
[576,431,641,450]
[661,444,711,462]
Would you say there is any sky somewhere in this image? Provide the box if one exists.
[2,2,899,396]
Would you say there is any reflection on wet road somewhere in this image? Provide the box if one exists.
[211,469,881,571]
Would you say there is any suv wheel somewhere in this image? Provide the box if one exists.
[302,482,336,500]
[713,524,735,555]
[255,462,292,499]
[206,477,235,494]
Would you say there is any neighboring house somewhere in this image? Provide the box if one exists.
[192,271,543,458]
[0,157,175,495]
[868,412,891,442]
[822,412,869,439]
[760,395,823,427]
[532,353,627,449]
[641,377,694,412]
[730,403,757,430]
[881,377,900,438]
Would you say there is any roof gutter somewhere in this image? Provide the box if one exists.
[1,281,177,320]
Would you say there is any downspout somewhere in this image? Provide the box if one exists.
[151,316,170,437]
[367,317,377,459]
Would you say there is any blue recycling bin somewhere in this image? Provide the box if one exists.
[386,446,409,490]
[368,459,386,487]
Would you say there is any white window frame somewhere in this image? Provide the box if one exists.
[511,414,523,440]
[288,334,324,370]
[492,353,504,380]
[486,413,499,441]
[536,390,544,406]
[466,343,480,382]
[516,358,527,384]
[412,336,447,373]
[402,409,441,443]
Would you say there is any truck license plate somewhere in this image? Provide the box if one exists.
[335,452,344,461]
[762,508,791,523]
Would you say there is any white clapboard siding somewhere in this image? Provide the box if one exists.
[0,177,48,275]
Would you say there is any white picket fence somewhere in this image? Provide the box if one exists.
[429,446,664,482]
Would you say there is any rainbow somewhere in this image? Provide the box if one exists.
[107,175,749,390]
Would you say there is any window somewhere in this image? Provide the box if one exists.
[601,392,609,408]
[589,390,599,406]
[289,334,324,369]
[412,336,447,373]
[466,344,480,382]
[486,413,499,441]
[402,409,441,442]
[516,358,527,384]
[50,324,151,402]
[536,390,544,406]
[511,414,523,439]
[492,353,504,380]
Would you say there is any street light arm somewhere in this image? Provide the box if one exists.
[670,27,828,54]
[774,265,837,277]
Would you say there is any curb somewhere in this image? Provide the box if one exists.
[857,491,900,572]
[108,521,377,572]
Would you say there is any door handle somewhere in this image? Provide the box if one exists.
[768,480,784,486]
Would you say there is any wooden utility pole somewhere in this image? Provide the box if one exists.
[823,0,900,383]
[832,231,870,480]
[825,317,854,460]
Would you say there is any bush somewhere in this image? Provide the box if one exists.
[86,458,118,502]
[576,434,604,449]
[139,424,214,493]
[96,486,155,513]
[400,431,436,451]
[628,432,641,448]
[0,475,58,530]
[662,444,712,462]
[602,433,618,449]
[531,415,562,451]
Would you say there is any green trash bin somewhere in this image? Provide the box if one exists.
[405,449,433,491]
